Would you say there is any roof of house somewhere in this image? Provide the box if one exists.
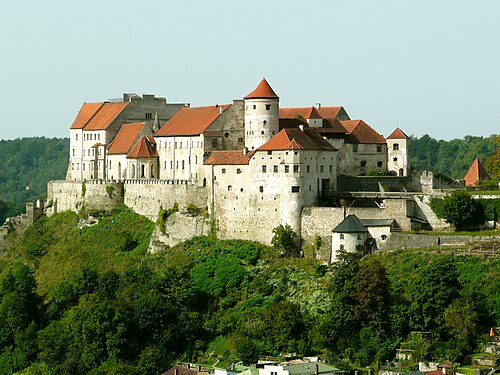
[387,127,410,139]
[154,105,229,137]
[258,128,336,151]
[162,365,205,375]
[340,120,386,144]
[359,219,395,227]
[285,362,340,375]
[84,102,130,130]
[244,78,279,99]
[204,150,255,165]
[464,157,490,186]
[107,122,145,155]
[127,136,158,159]
[70,102,105,129]
[332,214,368,233]
[279,106,345,120]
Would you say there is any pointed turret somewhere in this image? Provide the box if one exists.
[464,157,490,186]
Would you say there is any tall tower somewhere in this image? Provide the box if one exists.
[243,79,279,150]
[386,127,410,176]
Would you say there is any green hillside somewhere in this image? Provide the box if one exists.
[0,206,498,374]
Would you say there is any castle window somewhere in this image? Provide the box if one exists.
[253,105,256,110]
[259,186,264,193]
[238,137,243,143]
[393,143,399,150]
[320,165,324,173]
[77,163,79,170]
[222,168,226,174]
[291,186,300,193]
[237,168,242,174]
[377,161,383,168]
[145,113,152,120]
[263,120,267,125]
[83,150,85,157]
[357,234,362,240]
[377,145,382,152]
[353,144,358,152]
[224,132,229,138]
[72,149,75,156]
[195,156,198,164]
[265,104,271,110]
[228,185,232,191]
[307,165,310,173]
[340,234,344,240]
[340,244,344,250]
[98,134,100,140]
[329,165,333,173]
[262,165,267,173]
[182,160,185,169]
[75,134,78,141]
[261,131,265,135]
[273,165,278,173]
[360,160,367,168]
[170,161,173,169]
[284,165,289,173]
[267,151,272,155]
[381,235,387,241]
[212,138,218,147]
[82,163,85,171]
[393,157,398,162]
[94,134,97,140]
[309,185,312,191]
[72,163,74,170]
[109,160,112,168]
[293,165,299,173]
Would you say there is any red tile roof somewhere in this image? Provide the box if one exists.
[127,136,158,159]
[84,102,130,130]
[107,123,145,155]
[204,150,255,165]
[70,102,105,129]
[258,128,335,151]
[154,105,229,137]
[464,157,490,186]
[387,127,410,139]
[340,120,386,144]
[280,106,345,120]
[244,79,279,99]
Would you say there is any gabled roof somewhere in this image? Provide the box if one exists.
[154,105,229,137]
[84,102,130,130]
[387,127,410,139]
[204,150,255,165]
[70,102,105,129]
[285,362,340,375]
[280,106,346,120]
[107,123,145,155]
[340,120,386,144]
[127,136,158,159]
[244,78,279,99]
[332,214,367,233]
[464,157,490,186]
[258,128,335,151]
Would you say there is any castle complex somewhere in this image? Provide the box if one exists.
[48,79,464,261]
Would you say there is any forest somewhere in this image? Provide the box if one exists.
[0,206,498,374]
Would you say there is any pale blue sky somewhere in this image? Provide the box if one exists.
[1,0,499,141]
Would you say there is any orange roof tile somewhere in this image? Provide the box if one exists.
[107,123,145,155]
[70,102,105,129]
[280,106,345,120]
[340,120,386,144]
[84,102,129,130]
[464,157,490,186]
[244,79,279,99]
[127,136,158,159]
[204,150,255,165]
[154,105,229,137]
[387,127,410,139]
[258,128,335,151]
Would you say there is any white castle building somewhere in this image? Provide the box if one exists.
[60,79,413,247]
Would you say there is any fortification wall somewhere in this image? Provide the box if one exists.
[123,180,208,220]
[48,180,124,213]
[337,175,410,192]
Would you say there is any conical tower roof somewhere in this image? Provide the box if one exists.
[464,157,490,186]
[244,78,279,99]
[332,214,367,233]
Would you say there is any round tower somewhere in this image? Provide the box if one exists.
[243,79,279,150]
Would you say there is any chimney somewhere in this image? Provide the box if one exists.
[220,106,223,114]
[243,147,248,156]
[315,102,321,109]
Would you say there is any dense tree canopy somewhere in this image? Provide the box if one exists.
[430,191,485,230]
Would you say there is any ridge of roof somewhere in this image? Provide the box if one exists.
[70,102,105,129]
[127,136,158,159]
[464,157,490,186]
[340,119,386,144]
[244,79,279,99]
[280,106,345,120]
[387,127,410,139]
[204,150,255,165]
[154,105,229,137]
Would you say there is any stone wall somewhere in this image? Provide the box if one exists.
[123,180,208,220]
[337,175,410,192]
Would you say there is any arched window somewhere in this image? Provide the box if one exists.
[131,164,136,179]
[340,234,344,240]
[339,245,344,251]
[141,164,145,178]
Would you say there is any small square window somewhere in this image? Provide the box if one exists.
[393,143,399,150]
[259,186,264,193]
[253,105,256,110]
[265,104,271,110]
[293,165,299,173]
[393,157,398,162]
[291,186,300,193]
[284,165,289,173]
[262,165,267,173]
[237,168,242,174]
[222,168,226,174]
[228,185,232,191]
[377,161,383,168]
[273,165,278,173]
[377,145,382,152]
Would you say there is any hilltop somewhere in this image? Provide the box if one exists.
[0,206,498,374]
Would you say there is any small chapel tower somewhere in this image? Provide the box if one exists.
[386,127,410,176]
[243,79,280,150]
